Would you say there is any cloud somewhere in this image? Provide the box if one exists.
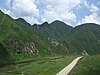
[15,0,40,25]
[77,13,99,25]
[75,0,89,10]
[0,0,40,25]
[23,16,40,25]
[39,0,83,25]
[77,3,100,25]
[1,9,11,15]
[41,9,76,25]
[40,0,81,10]
[1,0,99,26]
[90,4,98,13]
[12,0,39,17]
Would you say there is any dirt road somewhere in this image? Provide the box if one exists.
[56,56,83,75]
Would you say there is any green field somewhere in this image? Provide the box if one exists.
[69,55,100,75]
[0,56,76,75]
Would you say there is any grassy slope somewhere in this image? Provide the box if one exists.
[1,10,100,59]
[0,10,69,65]
[66,23,100,55]
[1,56,76,75]
[16,19,68,55]
[0,11,38,64]
[69,55,100,75]
[37,20,73,41]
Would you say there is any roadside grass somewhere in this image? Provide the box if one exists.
[0,73,18,75]
[0,56,76,75]
[69,55,100,75]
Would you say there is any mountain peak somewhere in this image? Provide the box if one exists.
[16,18,26,22]
[41,21,49,25]
[15,18,30,26]
[39,21,49,28]
[51,20,65,24]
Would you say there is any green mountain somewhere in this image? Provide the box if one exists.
[0,11,69,64]
[65,23,100,55]
[0,10,100,65]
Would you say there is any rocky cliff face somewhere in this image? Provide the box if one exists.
[7,36,24,54]
[24,43,39,54]
[7,36,39,54]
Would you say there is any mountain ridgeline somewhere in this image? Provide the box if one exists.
[0,10,100,64]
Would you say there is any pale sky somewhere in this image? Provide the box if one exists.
[0,0,100,26]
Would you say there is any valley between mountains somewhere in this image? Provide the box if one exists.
[0,10,100,75]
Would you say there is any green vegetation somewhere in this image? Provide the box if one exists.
[0,10,100,75]
[0,10,69,64]
[69,55,100,75]
[0,56,76,75]
[66,24,100,55]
